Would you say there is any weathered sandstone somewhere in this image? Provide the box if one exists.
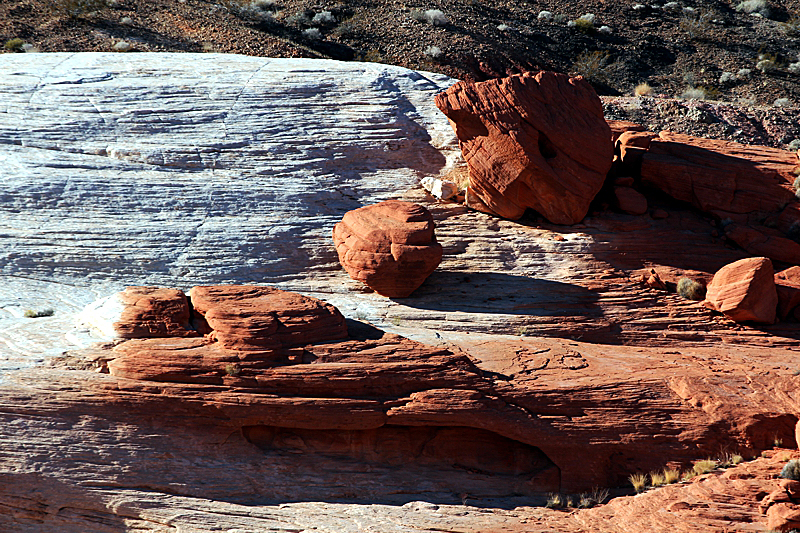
[332,200,443,297]
[703,257,778,323]
[613,186,648,215]
[775,266,800,321]
[435,71,613,224]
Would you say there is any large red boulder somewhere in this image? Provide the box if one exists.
[640,131,798,215]
[332,200,442,297]
[703,257,778,324]
[434,71,613,224]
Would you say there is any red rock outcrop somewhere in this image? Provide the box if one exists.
[703,257,778,323]
[640,131,798,214]
[613,186,648,215]
[434,71,613,224]
[332,200,442,297]
[115,286,196,338]
[776,266,800,321]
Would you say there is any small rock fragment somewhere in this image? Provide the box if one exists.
[613,186,648,215]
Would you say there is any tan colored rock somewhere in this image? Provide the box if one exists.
[332,200,442,297]
[776,266,800,321]
[434,70,613,224]
[613,186,648,215]
[768,503,800,532]
[703,257,778,324]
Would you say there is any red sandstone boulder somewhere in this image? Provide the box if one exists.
[703,257,778,324]
[434,71,613,224]
[640,131,798,214]
[332,200,442,297]
[613,186,648,215]
[724,224,800,266]
[607,119,647,145]
[776,266,800,321]
[189,285,348,352]
[90,286,196,339]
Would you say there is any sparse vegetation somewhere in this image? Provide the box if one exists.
[677,277,705,300]
[412,9,448,26]
[679,10,711,39]
[692,459,717,475]
[572,50,609,82]
[545,493,565,508]
[569,14,596,34]
[663,467,681,484]
[781,459,800,480]
[681,86,707,100]
[224,363,242,376]
[629,472,647,493]
[424,45,443,59]
[736,0,770,18]
[303,27,322,39]
[650,470,666,487]
[4,38,25,52]
[634,82,653,96]
[24,309,54,318]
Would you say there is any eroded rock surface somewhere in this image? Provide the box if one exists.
[435,71,613,224]
[332,200,443,297]
[703,257,778,324]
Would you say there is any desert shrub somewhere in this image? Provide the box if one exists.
[719,453,744,467]
[4,38,25,52]
[663,1,681,12]
[224,363,242,376]
[497,23,510,31]
[303,27,322,39]
[537,10,553,20]
[24,309,54,318]
[789,139,800,152]
[286,10,311,25]
[664,467,681,484]
[598,25,612,34]
[633,4,647,12]
[683,6,696,14]
[572,50,609,82]
[51,0,108,16]
[736,0,770,17]
[424,45,442,59]
[650,471,667,486]
[635,82,653,96]
[569,13,596,33]
[719,71,736,83]
[415,9,448,26]
[790,62,800,75]
[113,40,131,51]
[312,11,336,24]
[781,460,800,480]
[737,68,753,78]
[679,11,711,39]
[553,14,568,24]
[756,54,778,73]
[693,459,717,475]
[629,473,647,492]
[677,277,705,300]
[774,98,791,107]
[681,86,707,100]
[545,493,564,508]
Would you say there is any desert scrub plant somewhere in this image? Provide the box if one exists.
[650,470,667,487]
[537,10,553,21]
[303,27,322,39]
[568,14,596,33]
[781,460,800,480]
[52,0,108,17]
[681,86,707,100]
[677,277,705,300]
[571,50,610,83]
[679,10,712,39]
[24,309,54,318]
[424,45,443,59]
[663,467,681,484]
[545,493,565,509]
[756,53,778,73]
[736,0,770,17]
[224,363,242,376]
[634,82,653,96]
[774,98,791,107]
[629,473,647,493]
[719,453,744,467]
[4,38,25,52]
[412,9,449,26]
[312,11,336,24]
[693,459,717,475]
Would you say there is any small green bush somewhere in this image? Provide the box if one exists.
[224,363,242,376]
[4,38,25,52]
[677,277,706,300]
[781,459,800,480]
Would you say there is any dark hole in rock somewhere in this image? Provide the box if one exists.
[241,424,559,502]
[537,131,558,159]
[447,109,489,142]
